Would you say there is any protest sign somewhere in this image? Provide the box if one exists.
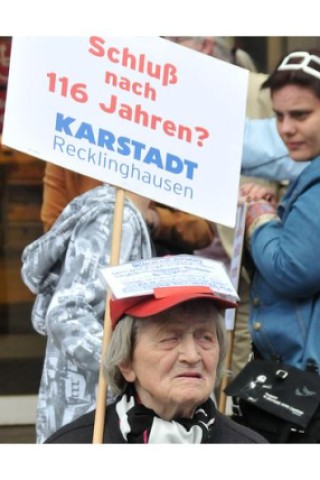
[218,203,247,414]
[225,202,247,331]
[2,36,248,227]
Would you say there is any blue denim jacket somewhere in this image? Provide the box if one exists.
[249,156,320,371]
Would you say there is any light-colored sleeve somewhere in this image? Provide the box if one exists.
[44,207,145,372]
[241,118,309,181]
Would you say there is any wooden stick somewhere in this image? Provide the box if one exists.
[218,329,235,413]
[92,187,126,443]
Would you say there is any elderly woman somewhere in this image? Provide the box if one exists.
[45,256,266,444]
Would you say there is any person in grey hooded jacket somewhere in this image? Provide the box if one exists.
[21,183,152,443]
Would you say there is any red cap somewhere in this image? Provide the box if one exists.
[110,285,237,329]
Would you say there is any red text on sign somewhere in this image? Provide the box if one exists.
[47,73,89,103]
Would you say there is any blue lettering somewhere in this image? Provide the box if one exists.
[53,135,65,151]
[117,137,131,156]
[66,143,76,156]
[98,129,116,149]
[184,159,198,180]
[54,112,198,180]
[143,147,163,169]
[75,122,96,144]
[77,148,86,161]
[131,140,146,160]
[165,153,183,174]
[55,112,75,135]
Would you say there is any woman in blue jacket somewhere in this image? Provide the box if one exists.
[231,50,320,443]
[243,50,320,373]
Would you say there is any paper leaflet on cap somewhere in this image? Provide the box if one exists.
[99,254,239,305]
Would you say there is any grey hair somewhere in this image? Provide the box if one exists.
[103,315,143,396]
[103,299,228,396]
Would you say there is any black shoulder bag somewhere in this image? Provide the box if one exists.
[225,359,320,443]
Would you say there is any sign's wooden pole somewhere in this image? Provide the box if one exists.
[92,187,126,443]
[218,329,235,413]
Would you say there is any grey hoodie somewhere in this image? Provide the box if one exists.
[21,184,152,443]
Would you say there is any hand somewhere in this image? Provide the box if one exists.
[245,200,277,232]
[240,182,278,208]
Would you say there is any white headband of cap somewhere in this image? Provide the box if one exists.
[277,51,320,80]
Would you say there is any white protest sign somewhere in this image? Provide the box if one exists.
[2,36,248,227]
[100,254,239,305]
[225,202,247,330]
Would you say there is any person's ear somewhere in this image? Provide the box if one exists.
[119,361,136,383]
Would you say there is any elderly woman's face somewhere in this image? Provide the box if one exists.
[273,84,320,162]
[119,309,219,420]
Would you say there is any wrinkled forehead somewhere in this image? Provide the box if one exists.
[137,316,217,341]
[138,301,219,330]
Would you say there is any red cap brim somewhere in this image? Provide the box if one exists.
[110,286,237,329]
